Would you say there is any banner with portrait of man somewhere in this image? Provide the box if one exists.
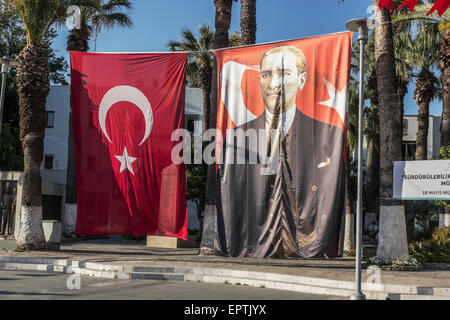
[214,32,352,258]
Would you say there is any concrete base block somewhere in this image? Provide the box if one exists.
[63,204,77,235]
[146,236,198,249]
[344,213,355,251]
[377,205,409,260]
[42,220,62,247]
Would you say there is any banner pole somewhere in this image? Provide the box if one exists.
[346,18,368,301]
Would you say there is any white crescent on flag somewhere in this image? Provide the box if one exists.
[220,61,259,127]
[98,85,153,146]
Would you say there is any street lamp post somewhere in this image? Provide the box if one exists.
[346,18,369,301]
[0,55,15,136]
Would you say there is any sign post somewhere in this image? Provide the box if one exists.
[346,18,368,301]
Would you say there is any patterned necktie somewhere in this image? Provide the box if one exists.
[267,113,282,157]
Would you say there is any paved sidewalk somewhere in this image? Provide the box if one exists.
[1,237,450,289]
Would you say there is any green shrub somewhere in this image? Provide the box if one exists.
[409,226,450,263]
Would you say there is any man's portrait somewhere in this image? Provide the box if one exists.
[215,42,346,259]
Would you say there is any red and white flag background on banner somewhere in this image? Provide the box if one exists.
[70,52,188,239]
[214,32,352,159]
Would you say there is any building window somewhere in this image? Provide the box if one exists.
[44,155,54,170]
[46,111,55,128]
[403,119,408,137]
[185,115,200,134]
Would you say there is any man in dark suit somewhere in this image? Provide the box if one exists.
[216,45,345,258]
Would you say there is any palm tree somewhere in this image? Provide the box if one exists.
[66,0,132,52]
[406,25,440,160]
[391,2,415,154]
[65,0,133,210]
[200,0,237,254]
[240,0,256,45]
[344,81,359,251]
[7,0,70,250]
[168,24,214,132]
[393,1,450,228]
[351,35,381,217]
[372,0,409,260]
[393,31,413,147]
[393,1,449,151]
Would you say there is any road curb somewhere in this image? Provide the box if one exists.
[1,255,449,300]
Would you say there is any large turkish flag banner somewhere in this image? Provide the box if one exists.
[70,52,188,239]
[214,32,352,258]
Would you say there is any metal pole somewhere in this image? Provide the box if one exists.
[0,57,10,136]
[346,18,368,301]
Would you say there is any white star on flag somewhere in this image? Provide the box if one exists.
[318,78,348,126]
[116,147,138,175]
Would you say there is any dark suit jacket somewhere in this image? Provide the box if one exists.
[215,108,345,258]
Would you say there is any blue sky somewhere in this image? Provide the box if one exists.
[52,0,442,116]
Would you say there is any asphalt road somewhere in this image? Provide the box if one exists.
[0,270,344,300]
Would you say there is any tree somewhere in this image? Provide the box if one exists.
[393,2,449,151]
[6,0,72,250]
[344,81,359,251]
[65,0,133,209]
[393,0,449,228]
[351,36,381,216]
[168,24,214,132]
[66,0,133,52]
[406,24,440,160]
[200,0,237,254]
[373,0,409,260]
[186,141,208,240]
[391,3,414,159]
[0,5,68,172]
[240,0,256,45]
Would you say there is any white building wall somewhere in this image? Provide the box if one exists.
[185,87,203,119]
[41,85,71,185]
[185,87,203,231]
[403,115,441,160]
[433,117,442,159]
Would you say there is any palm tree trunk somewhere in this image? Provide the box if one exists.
[65,25,91,232]
[440,30,450,148]
[415,100,430,160]
[439,30,450,227]
[66,27,90,52]
[344,146,355,251]
[373,2,409,260]
[202,88,211,131]
[240,0,257,45]
[200,0,234,254]
[213,0,233,49]
[197,200,205,240]
[15,45,49,250]
[365,138,380,211]
[397,78,408,143]
[198,64,213,131]
[414,67,436,160]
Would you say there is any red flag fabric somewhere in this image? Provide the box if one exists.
[378,0,394,10]
[70,52,188,239]
[399,0,419,12]
[377,0,449,16]
[427,0,450,16]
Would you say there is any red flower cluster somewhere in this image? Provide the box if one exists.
[378,0,449,16]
